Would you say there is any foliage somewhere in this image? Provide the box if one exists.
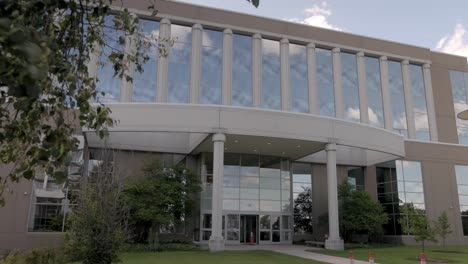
[246,0,260,8]
[338,182,388,243]
[121,242,200,252]
[293,187,313,234]
[64,149,127,264]
[122,160,200,251]
[399,203,437,253]
[434,211,452,248]
[0,248,67,264]
[0,0,163,206]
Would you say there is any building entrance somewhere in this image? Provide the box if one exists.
[240,215,258,244]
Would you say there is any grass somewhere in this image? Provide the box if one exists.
[118,250,326,264]
[317,245,468,264]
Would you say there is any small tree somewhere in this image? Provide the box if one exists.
[122,160,200,250]
[399,203,437,253]
[338,182,388,243]
[434,211,452,248]
[65,149,127,264]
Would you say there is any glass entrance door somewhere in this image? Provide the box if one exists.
[240,215,258,244]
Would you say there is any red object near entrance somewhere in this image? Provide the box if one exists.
[249,231,254,245]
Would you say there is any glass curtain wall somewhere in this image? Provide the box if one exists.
[376,160,425,235]
[200,153,292,243]
[316,48,335,117]
[455,165,468,235]
[168,24,192,103]
[347,167,365,191]
[450,71,468,144]
[261,39,281,110]
[409,64,430,141]
[232,34,253,106]
[200,29,222,104]
[341,52,360,122]
[96,15,123,103]
[132,19,160,102]
[289,44,309,113]
[365,56,384,128]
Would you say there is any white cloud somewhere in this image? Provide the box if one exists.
[435,23,468,58]
[286,1,342,31]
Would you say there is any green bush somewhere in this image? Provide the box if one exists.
[0,249,66,264]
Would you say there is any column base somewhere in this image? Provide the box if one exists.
[208,236,225,252]
[325,238,344,250]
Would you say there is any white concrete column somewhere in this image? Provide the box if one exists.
[120,33,136,102]
[190,24,203,104]
[380,56,393,130]
[332,48,344,119]
[423,63,438,141]
[325,142,344,250]
[357,51,369,124]
[252,33,262,107]
[307,43,318,114]
[280,38,290,111]
[209,133,226,252]
[222,29,233,105]
[402,60,416,139]
[156,18,171,103]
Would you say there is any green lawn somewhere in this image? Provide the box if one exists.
[119,250,325,264]
[318,246,468,264]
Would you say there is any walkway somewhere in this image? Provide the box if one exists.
[226,245,372,264]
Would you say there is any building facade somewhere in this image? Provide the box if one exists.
[2,0,468,252]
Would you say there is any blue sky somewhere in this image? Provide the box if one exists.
[175,0,468,59]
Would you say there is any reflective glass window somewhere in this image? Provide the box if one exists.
[455,165,468,235]
[200,29,222,104]
[132,19,160,102]
[365,56,384,127]
[409,64,430,141]
[450,71,468,144]
[341,53,360,122]
[292,163,313,234]
[96,15,123,103]
[316,48,335,117]
[261,39,281,110]
[388,61,407,137]
[232,34,253,106]
[168,24,192,103]
[290,44,309,113]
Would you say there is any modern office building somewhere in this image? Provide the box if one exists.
[2,0,468,252]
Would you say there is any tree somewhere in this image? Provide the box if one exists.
[0,0,261,208]
[122,160,200,250]
[434,211,452,248]
[399,203,437,253]
[293,187,313,234]
[338,182,388,243]
[64,149,127,264]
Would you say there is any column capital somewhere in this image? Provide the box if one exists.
[223,28,233,35]
[379,56,388,61]
[332,47,340,53]
[253,33,262,40]
[423,63,431,69]
[160,18,171,25]
[280,38,289,44]
[212,133,226,142]
[357,51,365,57]
[192,23,203,30]
[307,43,316,49]
[402,59,410,65]
[325,142,337,152]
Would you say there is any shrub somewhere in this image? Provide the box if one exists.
[0,249,66,264]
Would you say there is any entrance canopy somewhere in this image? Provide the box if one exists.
[84,103,405,165]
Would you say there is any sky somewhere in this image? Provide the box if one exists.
[174,0,468,60]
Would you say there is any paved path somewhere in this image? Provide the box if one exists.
[226,244,372,264]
